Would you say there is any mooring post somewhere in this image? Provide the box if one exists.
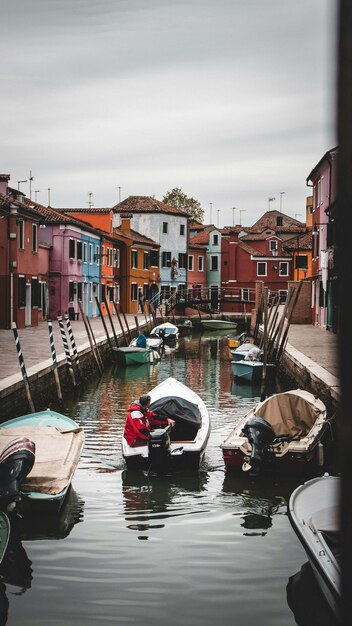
[64,315,83,379]
[103,295,119,347]
[11,322,35,412]
[113,301,128,346]
[47,320,63,402]
[121,307,133,342]
[95,296,113,350]
[77,300,104,374]
[57,315,77,387]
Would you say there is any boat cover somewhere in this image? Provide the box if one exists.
[0,426,84,494]
[253,391,324,438]
[150,395,201,441]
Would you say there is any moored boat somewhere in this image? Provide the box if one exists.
[288,475,340,620]
[0,410,84,511]
[150,322,179,344]
[230,342,260,362]
[200,319,238,332]
[129,335,163,352]
[112,346,160,366]
[221,389,328,475]
[231,359,276,383]
[121,377,211,472]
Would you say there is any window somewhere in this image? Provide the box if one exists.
[198,256,204,271]
[150,249,158,267]
[276,216,283,226]
[180,224,185,236]
[114,248,120,268]
[257,262,267,276]
[162,222,168,234]
[32,224,38,253]
[270,240,278,251]
[18,221,24,249]
[131,283,138,301]
[68,281,74,302]
[162,251,171,267]
[213,234,218,245]
[178,253,187,269]
[83,242,87,263]
[279,290,288,303]
[131,249,138,268]
[31,278,39,307]
[210,255,218,271]
[89,244,93,264]
[77,282,82,301]
[279,262,288,276]
[143,251,149,270]
[95,245,99,264]
[241,288,250,302]
[69,239,75,259]
[143,283,149,300]
[295,255,308,269]
[77,240,83,261]
[18,276,26,307]
[188,255,194,271]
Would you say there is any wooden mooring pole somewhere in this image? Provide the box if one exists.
[65,314,83,380]
[95,297,113,350]
[47,320,63,402]
[11,322,35,413]
[58,316,77,387]
[77,301,104,374]
[113,301,128,346]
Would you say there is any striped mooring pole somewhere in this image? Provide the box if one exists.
[64,314,83,379]
[11,322,35,412]
[57,316,77,387]
[47,320,63,402]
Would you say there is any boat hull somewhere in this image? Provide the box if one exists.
[112,346,156,366]
[231,360,276,382]
[201,320,237,331]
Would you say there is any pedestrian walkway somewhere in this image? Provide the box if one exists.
[0,316,339,397]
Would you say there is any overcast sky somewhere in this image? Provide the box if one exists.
[1,0,337,226]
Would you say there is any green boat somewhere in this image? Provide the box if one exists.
[0,410,85,511]
[111,346,160,366]
[0,512,10,564]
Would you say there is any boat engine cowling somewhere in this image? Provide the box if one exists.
[148,425,171,472]
[0,437,35,511]
[242,416,276,476]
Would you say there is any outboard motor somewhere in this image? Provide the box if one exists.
[148,425,171,473]
[242,416,276,476]
[0,437,35,511]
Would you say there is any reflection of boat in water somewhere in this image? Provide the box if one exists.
[113,362,160,381]
[121,468,209,532]
[287,561,340,626]
[0,487,84,625]
[222,472,298,535]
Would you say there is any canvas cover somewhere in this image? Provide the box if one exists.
[0,426,84,494]
[150,395,201,441]
[253,391,322,438]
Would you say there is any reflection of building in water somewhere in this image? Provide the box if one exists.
[181,335,233,400]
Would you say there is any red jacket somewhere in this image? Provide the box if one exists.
[123,401,168,446]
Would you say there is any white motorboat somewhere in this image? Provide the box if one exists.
[121,377,211,472]
[288,475,340,619]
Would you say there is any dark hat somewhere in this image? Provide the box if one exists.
[139,394,151,407]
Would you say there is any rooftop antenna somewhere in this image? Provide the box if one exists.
[29,170,34,199]
[209,202,213,224]
[217,209,220,227]
[232,207,239,226]
[48,188,51,206]
[116,186,122,203]
[34,190,40,202]
[279,191,285,212]
[268,197,276,210]
[239,209,246,226]
[87,192,94,208]
[17,179,27,191]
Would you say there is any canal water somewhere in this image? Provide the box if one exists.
[2,332,338,626]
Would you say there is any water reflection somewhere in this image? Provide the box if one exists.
[222,472,297,536]
[0,487,84,626]
[287,561,340,626]
[122,469,209,539]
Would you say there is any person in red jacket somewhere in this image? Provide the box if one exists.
[123,394,175,447]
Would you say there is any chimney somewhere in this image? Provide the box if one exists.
[0,174,11,196]
[120,212,132,234]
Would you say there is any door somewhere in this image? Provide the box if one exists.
[25,283,31,326]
